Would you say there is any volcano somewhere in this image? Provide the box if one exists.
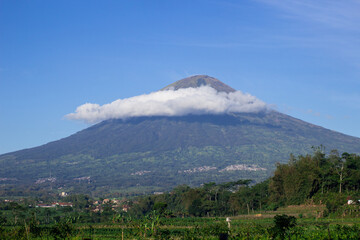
[1,75,359,196]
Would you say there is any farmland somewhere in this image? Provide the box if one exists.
[2,207,360,239]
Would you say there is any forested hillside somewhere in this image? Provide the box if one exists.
[1,111,360,197]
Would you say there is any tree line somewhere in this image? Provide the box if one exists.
[130,147,360,217]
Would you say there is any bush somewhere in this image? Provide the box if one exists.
[266,203,279,211]
[270,214,297,240]
[325,193,346,213]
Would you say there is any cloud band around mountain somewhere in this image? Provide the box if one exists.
[66,86,268,123]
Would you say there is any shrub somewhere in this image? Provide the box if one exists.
[270,214,297,240]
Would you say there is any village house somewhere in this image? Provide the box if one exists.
[122,205,130,212]
[36,202,73,208]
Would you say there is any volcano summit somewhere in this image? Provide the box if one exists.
[1,75,360,196]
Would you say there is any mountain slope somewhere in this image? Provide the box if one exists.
[1,76,359,195]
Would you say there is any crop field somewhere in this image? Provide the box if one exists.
[2,208,360,240]
[72,218,360,239]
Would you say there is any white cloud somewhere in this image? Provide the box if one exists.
[66,86,268,123]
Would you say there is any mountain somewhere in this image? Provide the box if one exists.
[161,75,236,93]
[1,75,360,196]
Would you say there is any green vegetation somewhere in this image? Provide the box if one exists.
[2,209,360,239]
[119,147,360,218]
[1,149,360,239]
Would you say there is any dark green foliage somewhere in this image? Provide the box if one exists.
[50,220,75,240]
[125,150,360,218]
[1,148,360,240]
[0,214,5,238]
[269,149,360,209]
[189,199,203,217]
[129,179,265,217]
[153,201,167,215]
[4,216,360,239]
[270,214,297,239]
[0,214,7,226]
[63,194,90,209]
[202,222,229,237]
[28,218,42,238]
[269,154,321,205]
[333,224,360,240]
[324,192,347,213]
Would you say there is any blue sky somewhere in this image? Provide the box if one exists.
[1,0,360,154]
